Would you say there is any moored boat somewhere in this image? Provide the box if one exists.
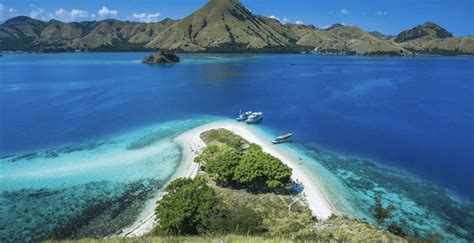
[272,132,294,144]
[246,112,263,124]
[236,110,253,121]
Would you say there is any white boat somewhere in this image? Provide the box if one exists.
[272,132,294,144]
[246,112,263,124]
[236,110,253,122]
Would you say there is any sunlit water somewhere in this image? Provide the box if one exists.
[0,53,473,241]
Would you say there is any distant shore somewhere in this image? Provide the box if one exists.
[120,120,335,237]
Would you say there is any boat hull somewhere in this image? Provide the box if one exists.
[246,118,263,124]
[272,138,292,144]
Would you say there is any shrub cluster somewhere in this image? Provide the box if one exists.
[155,178,264,236]
[196,142,292,192]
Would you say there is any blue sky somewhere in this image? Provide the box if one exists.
[0,0,473,36]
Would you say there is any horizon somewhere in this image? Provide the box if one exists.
[0,0,473,36]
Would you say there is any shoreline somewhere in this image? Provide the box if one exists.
[120,120,335,237]
[118,134,202,237]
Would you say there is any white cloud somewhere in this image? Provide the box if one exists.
[71,9,90,19]
[54,8,68,18]
[282,17,289,23]
[341,9,349,15]
[3,7,17,20]
[54,8,90,22]
[375,11,389,16]
[295,20,304,25]
[268,15,280,21]
[321,24,332,29]
[98,6,118,18]
[130,12,160,23]
[29,5,53,21]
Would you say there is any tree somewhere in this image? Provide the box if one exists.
[233,144,292,190]
[155,178,218,235]
[203,145,241,186]
[205,204,265,235]
[194,144,220,164]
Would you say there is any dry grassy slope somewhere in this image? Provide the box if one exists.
[256,16,317,42]
[1,1,472,55]
[70,20,124,49]
[394,22,453,43]
[122,19,178,44]
[393,22,474,55]
[400,37,474,55]
[40,22,84,41]
[146,0,290,51]
[65,19,174,49]
[0,16,47,39]
[0,16,176,50]
[298,25,411,55]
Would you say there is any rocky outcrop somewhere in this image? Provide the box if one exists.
[142,50,180,64]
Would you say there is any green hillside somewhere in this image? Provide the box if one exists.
[1,0,472,55]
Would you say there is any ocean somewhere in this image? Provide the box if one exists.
[0,53,473,241]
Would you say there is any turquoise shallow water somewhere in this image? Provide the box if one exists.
[251,125,474,241]
[0,118,213,242]
[0,53,473,241]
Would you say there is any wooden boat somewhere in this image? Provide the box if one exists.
[272,132,294,144]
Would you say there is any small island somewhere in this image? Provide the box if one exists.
[142,50,180,64]
[117,122,416,241]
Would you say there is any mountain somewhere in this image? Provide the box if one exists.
[145,0,292,52]
[0,0,473,55]
[296,24,411,56]
[144,0,407,55]
[369,31,393,40]
[395,22,453,43]
[0,16,177,52]
[394,22,474,55]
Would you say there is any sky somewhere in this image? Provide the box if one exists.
[0,0,473,36]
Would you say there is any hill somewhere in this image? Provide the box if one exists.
[0,0,473,55]
[394,22,474,55]
[146,0,292,52]
[0,16,176,52]
[296,24,411,56]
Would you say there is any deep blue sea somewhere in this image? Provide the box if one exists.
[0,53,473,241]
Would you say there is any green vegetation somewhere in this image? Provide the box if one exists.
[155,178,218,235]
[153,129,314,237]
[196,129,292,192]
[154,174,314,238]
[3,2,473,55]
[150,128,407,241]
[62,128,414,242]
[233,144,292,190]
[196,144,240,186]
[154,177,267,236]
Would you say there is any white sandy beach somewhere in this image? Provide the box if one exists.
[121,120,334,237]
